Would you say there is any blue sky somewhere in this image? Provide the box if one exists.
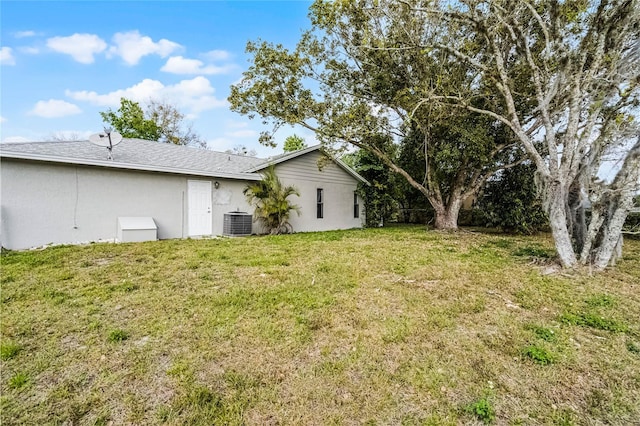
[0,0,315,157]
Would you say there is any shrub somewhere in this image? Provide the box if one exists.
[244,166,300,235]
[623,210,640,239]
[476,164,548,234]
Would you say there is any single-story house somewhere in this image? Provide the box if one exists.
[0,138,367,250]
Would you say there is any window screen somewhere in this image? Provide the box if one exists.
[317,188,324,219]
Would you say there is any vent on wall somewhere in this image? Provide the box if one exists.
[223,212,252,236]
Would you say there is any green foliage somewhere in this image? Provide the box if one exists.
[525,325,557,342]
[465,397,496,424]
[623,197,640,238]
[100,98,204,147]
[345,135,399,226]
[477,164,548,234]
[522,345,555,365]
[512,246,553,259]
[395,129,434,224]
[585,294,615,308]
[244,166,300,234]
[560,291,628,333]
[627,341,640,355]
[147,99,206,147]
[560,312,627,333]
[1,342,22,360]
[100,98,160,141]
[228,3,524,230]
[107,329,130,343]
[283,134,307,152]
[8,372,29,389]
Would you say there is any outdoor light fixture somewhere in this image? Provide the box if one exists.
[214,181,220,189]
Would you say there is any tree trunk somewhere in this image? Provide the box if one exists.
[432,196,462,230]
[583,140,640,269]
[546,182,578,268]
[592,192,635,270]
[567,180,587,255]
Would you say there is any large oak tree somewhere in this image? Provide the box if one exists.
[230,0,640,269]
[229,1,524,231]
[397,0,640,269]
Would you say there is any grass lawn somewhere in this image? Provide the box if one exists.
[1,226,639,425]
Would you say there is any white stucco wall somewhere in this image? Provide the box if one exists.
[273,150,365,232]
[0,159,253,250]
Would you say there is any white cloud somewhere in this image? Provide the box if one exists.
[108,31,181,65]
[1,47,16,65]
[66,76,227,114]
[161,56,235,75]
[203,49,231,61]
[67,79,164,106]
[207,137,234,151]
[46,33,107,64]
[29,99,82,118]
[19,46,40,55]
[14,31,37,38]
[2,136,31,143]
[0,116,7,123]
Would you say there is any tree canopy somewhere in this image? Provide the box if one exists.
[398,0,640,269]
[342,135,399,227]
[100,98,159,141]
[283,134,308,152]
[100,98,206,148]
[225,145,257,157]
[229,0,524,231]
[230,0,640,269]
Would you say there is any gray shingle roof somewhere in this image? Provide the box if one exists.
[0,139,266,180]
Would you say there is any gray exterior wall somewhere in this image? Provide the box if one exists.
[273,150,365,232]
[0,159,253,250]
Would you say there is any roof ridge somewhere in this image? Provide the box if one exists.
[1,138,269,160]
[0,140,87,147]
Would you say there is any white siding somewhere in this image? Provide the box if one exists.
[273,150,364,232]
[0,160,253,249]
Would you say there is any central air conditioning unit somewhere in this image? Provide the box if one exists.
[223,212,252,236]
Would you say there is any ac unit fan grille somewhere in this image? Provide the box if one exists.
[223,212,252,236]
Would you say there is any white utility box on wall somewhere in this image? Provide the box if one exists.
[117,217,157,243]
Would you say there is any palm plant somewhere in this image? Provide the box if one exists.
[243,166,300,234]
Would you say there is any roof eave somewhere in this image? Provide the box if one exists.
[0,151,262,181]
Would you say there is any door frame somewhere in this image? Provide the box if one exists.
[187,180,212,236]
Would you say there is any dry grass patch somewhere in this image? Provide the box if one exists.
[1,226,639,424]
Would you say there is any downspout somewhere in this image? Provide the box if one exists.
[181,190,185,238]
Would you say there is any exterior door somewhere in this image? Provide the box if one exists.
[188,180,212,236]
